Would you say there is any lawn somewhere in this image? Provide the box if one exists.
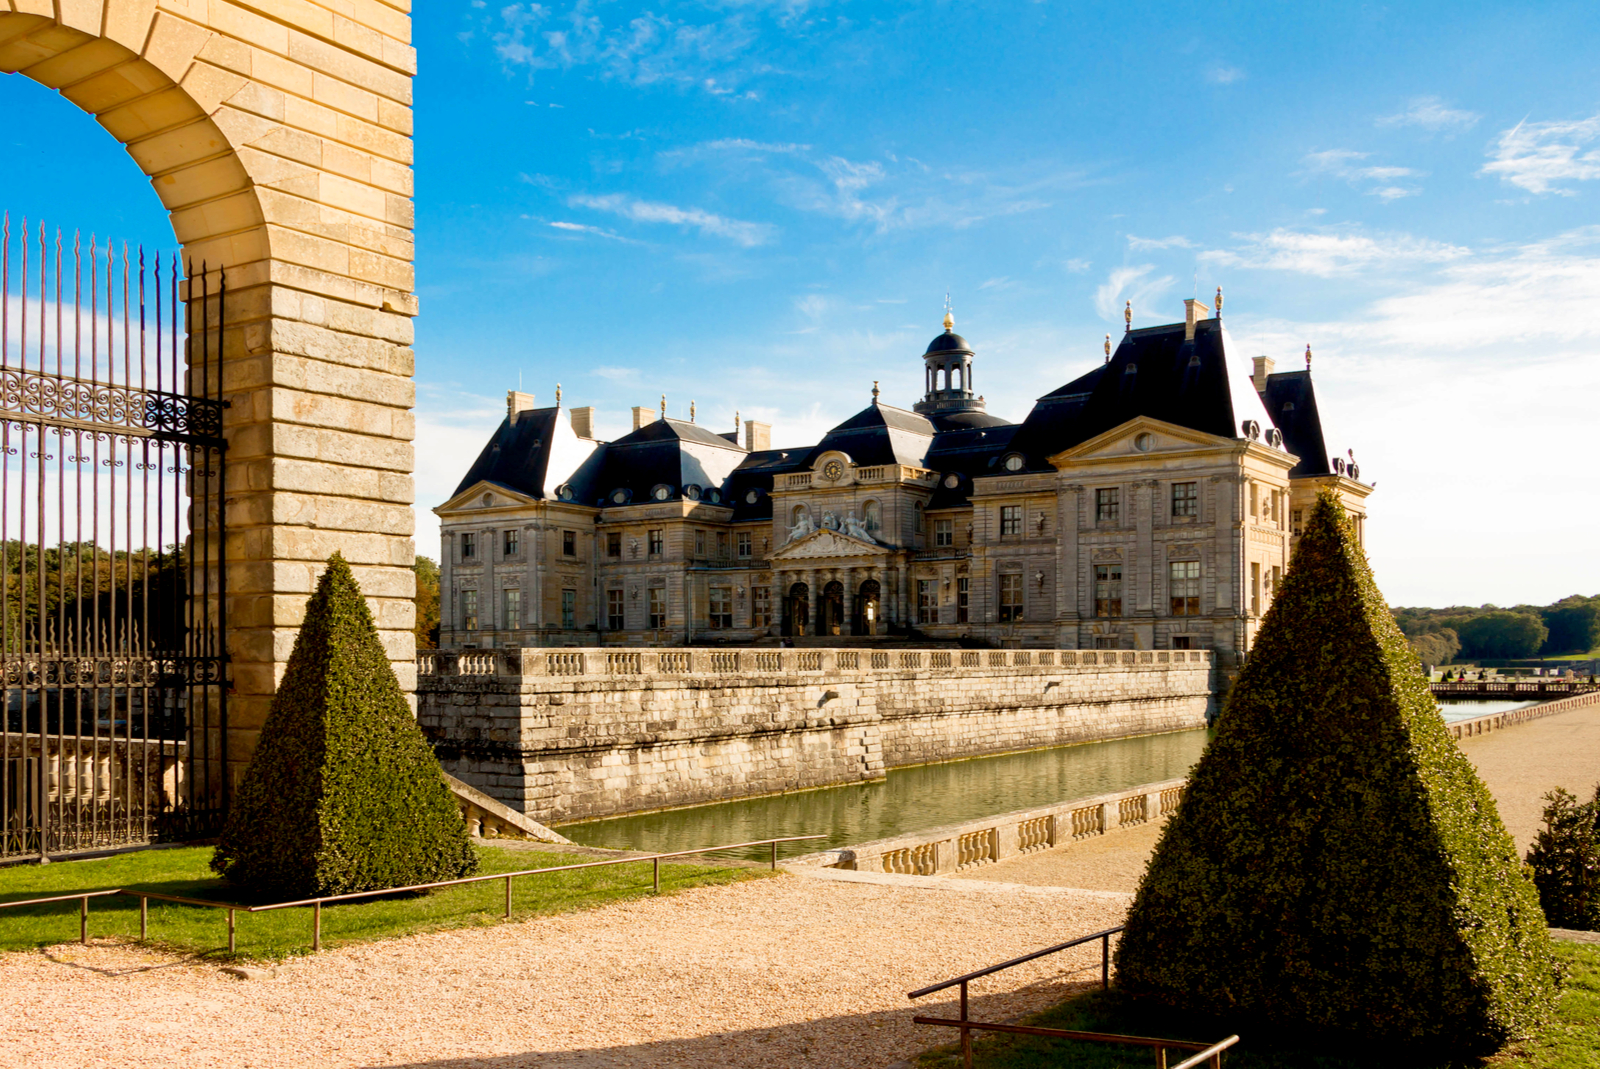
[915,941,1600,1069]
[0,843,763,961]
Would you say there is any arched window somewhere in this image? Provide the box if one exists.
[862,500,881,534]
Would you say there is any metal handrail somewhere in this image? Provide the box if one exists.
[0,834,826,954]
[908,924,1238,1069]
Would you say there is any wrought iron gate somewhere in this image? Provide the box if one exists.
[0,214,227,860]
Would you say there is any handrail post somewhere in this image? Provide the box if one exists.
[653,856,660,893]
[960,979,971,1069]
[1102,931,1110,989]
[1155,1046,1168,1069]
[504,875,512,919]
[313,901,322,952]
[771,840,778,870]
[140,895,148,941]
[228,908,236,954]
[80,895,88,945]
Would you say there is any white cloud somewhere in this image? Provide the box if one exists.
[697,138,811,154]
[1127,234,1193,251]
[548,220,640,243]
[1094,265,1175,321]
[1200,227,1469,277]
[1482,114,1600,195]
[1301,149,1426,199]
[977,276,1014,291]
[1205,65,1244,85]
[568,193,774,246]
[1062,257,1092,273]
[592,366,641,383]
[1375,96,1481,131]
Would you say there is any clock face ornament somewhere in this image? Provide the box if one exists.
[823,460,844,481]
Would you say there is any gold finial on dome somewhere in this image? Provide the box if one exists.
[1124,300,1132,333]
[943,291,954,331]
[1214,286,1223,317]
[1104,334,1111,362]
[1304,344,1312,370]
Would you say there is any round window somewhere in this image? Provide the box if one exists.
[653,485,671,501]
[943,474,960,489]
[1003,455,1024,472]
[482,493,493,506]
[684,484,702,500]
[1134,433,1153,452]
[746,490,760,504]
[707,489,721,503]
[557,485,574,501]
[611,489,628,504]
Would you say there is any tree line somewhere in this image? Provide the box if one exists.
[1393,594,1600,663]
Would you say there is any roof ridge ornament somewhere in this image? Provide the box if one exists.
[689,400,696,423]
[1214,286,1223,318]
[660,394,666,420]
[942,291,954,332]
[555,382,562,406]
[1305,344,1313,371]
[872,380,880,402]
[1104,334,1111,363]
[1124,300,1132,333]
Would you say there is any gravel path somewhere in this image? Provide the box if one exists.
[0,874,1128,1069]
[973,700,1600,892]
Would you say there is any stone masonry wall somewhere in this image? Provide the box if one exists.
[417,647,1213,825]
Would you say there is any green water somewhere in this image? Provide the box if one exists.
[560,728,1212,861]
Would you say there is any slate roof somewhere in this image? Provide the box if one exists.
[792,402,936,470]
[586,418,748,507]
[451,405,564,500]
[1261,369,1332,477]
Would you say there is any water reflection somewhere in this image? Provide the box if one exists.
[561,729,1211,860]
[1437,699,1543,723]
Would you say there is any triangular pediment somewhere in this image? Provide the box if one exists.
[1046,416,1236,468]
[770,527,891,560]
[434,480,540,515]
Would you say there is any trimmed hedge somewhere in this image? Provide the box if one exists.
[212,553,477,897]
[1527,785,1600,930]
[1114,491,1558,1054]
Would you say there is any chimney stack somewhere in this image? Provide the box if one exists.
[1251,356,1275,395]
[507,390,536,420]
[745,420,771,452]
[569,406,595,439]
[631,406,652,431]
[1183,298,1210,341]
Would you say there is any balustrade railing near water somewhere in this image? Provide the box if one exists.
[416,646,1212,681]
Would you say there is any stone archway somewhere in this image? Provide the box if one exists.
[1,4,417,789]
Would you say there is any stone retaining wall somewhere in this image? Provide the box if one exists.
[417,647,1214,824]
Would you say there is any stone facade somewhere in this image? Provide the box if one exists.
[416,646,1213,824]
[437,299,1370,667]
[1,0,418,783]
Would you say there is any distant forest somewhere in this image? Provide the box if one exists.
[1392,595,1600,664]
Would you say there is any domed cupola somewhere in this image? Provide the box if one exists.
[913,308,987,417]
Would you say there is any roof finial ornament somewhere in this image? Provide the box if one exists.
[1104,334,1111,362]
[942,291,954,332]
[735,409,740,431]
[1304,343,1312,370]
[660,394,667,420]
[689,400,696,423]
[1124,300,1132,333]
[1214,286,1223,318]
[555,382,562,406]
[872,379,880,402]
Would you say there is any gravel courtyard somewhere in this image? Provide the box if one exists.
[0,873,1129,1069]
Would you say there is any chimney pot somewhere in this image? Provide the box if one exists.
[745,420,772,452]
[631,406,652,431]
[1183,299,1211,341]
[1251,356,1275,395]
[507,390,536,420]
[569,406,595,439]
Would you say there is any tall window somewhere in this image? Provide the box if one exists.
[461,532,476,559]
[561,588,576,629]
[956,577,969,624]
[504,529,519,557]
[913,502,925,544]
[1169,561,1200,616]
[863,500,881,534]
[708,586,733,629]
[1270,565,1282,604]
[1096,488,1120,524]
[648,529,664,556]
[1000,506,1022,536]
[1094,564,1122,617]
[752,586,772,627]
[737,531,752,558]
[562,530,576,557]
[502,588,521,630]
[917,580,937,624]
[1251,563,1261,616]
[462,588,479,630]
[606,531,622,558]
[693,530,705,558]
[998,573,1023,622]
[1249,482,1259,519]
[1291,509,1304,536]
[1171,482,1198,519]
[1095,636,1120,650]
[607,588,625,630]
[648,587,666,629]
[935,519,954,547]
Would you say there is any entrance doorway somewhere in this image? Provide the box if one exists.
[854,579,881,636]
[783,583,810,636]
[821,581,845,636]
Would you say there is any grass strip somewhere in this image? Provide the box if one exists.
[0,844,762,961]
[915,942,1599,1069]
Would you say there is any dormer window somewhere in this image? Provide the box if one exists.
[1002,454,1024,472]
[610,489,630,505]
[684,484,702,500]
[651,484,673,501]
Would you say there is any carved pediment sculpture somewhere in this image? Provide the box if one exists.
[771,527,891,561]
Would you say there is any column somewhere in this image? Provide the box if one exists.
[842,567,855,635]
[805,568,819,636]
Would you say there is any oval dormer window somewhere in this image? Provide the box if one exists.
[1003,455,1025,472]
[610,489,629,505]
[1282,401,1296,412]
[1124,363,1137,375]
[684,484,702,500]
[1134,433,1153,452]
[943,474,960,489]
[745,490,760,505]
[707,488,722,503]
[556,485,575,501]
[652,484,673,501]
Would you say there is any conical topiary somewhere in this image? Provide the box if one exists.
[1114,491,1558,1054]
[212,553,477,897]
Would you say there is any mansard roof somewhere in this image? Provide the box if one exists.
[1261,370,1332,478]
[451,405,567,501]
[588,417,747,506]
[793,401,937,470]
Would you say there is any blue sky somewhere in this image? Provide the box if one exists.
[4,0,1599,607]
